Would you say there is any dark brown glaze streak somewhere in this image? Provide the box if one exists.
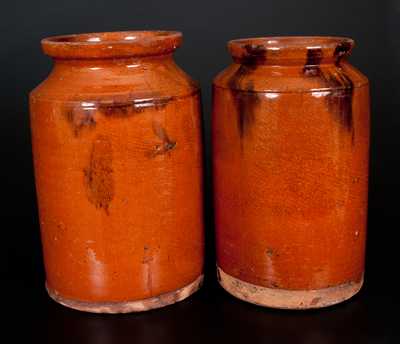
[64,91,200,136]
[83,135,114,214]
[334,41,353,65]
[303,48,323,77]
[64,96,173,136]
[98,96,173,117]
[325,70,354,138]
[332,43,355,138]
[228,44,266,140]
[64,107,96,137]
[303,47,354,139]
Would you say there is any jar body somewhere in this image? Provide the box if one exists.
[30,34,204,313]
[213,38,369,309]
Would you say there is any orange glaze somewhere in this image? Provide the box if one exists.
[30,31,204,309]
[212,37,369,304]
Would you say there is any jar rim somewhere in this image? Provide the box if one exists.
[42,31,182,59]
[228,36,354,64]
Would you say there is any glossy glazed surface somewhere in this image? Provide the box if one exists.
[30,31,204,307]
[213,37,369,298]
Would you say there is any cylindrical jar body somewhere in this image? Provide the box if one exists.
[213,37,369,309]
[30,31,204,313]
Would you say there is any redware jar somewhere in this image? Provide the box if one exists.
[212,36,370,309]
[30,31,204,313]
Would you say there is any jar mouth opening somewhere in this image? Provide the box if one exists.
[228,36,354,64]
[42,31,182,59]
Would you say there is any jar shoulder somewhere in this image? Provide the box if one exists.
[213,61,369,93]
[30,60,199,103]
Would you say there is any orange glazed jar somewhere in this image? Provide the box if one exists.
[212,36,370,309]
[30,31,204,313]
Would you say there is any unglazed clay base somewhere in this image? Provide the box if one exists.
[46,274,203,314]
[217,267,363,309]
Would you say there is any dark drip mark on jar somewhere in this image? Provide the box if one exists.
[149,121,176,157]
[331,43,354,138]
[64,107,96,137]
[228,44,266,140]
[325,71,354,138]
[242,44,267,65]
[334,41,352,66]
[84,135,114,214]
[233,81,259,139]
[303,48,323,77]
[303,47,354,140]
[64,96,173,137]
[98,96,173,117]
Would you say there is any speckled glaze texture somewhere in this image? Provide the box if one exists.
[30,31,204,313]
[213,36,370,309]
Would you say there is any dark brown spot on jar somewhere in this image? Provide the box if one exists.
[266,248,274,257]
[149,121,176,157]
[64,107,96,136]
[310,297,321,306]
[266,247,280,258]
[84,135,114,214]
[271,282,279,288]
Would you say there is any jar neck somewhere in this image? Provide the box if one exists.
[229,36,353,67]
[52,54,174,69]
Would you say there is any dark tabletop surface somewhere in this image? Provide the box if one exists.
[4,211,399,344]
[5,268,398,344]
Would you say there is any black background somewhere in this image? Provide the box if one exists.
[3,0,399,343]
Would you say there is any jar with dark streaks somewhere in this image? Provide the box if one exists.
[30,31,204,313]
[212,36,370,309]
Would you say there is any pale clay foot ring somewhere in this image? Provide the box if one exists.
[217,266,363,310]
[46,274,204,314]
